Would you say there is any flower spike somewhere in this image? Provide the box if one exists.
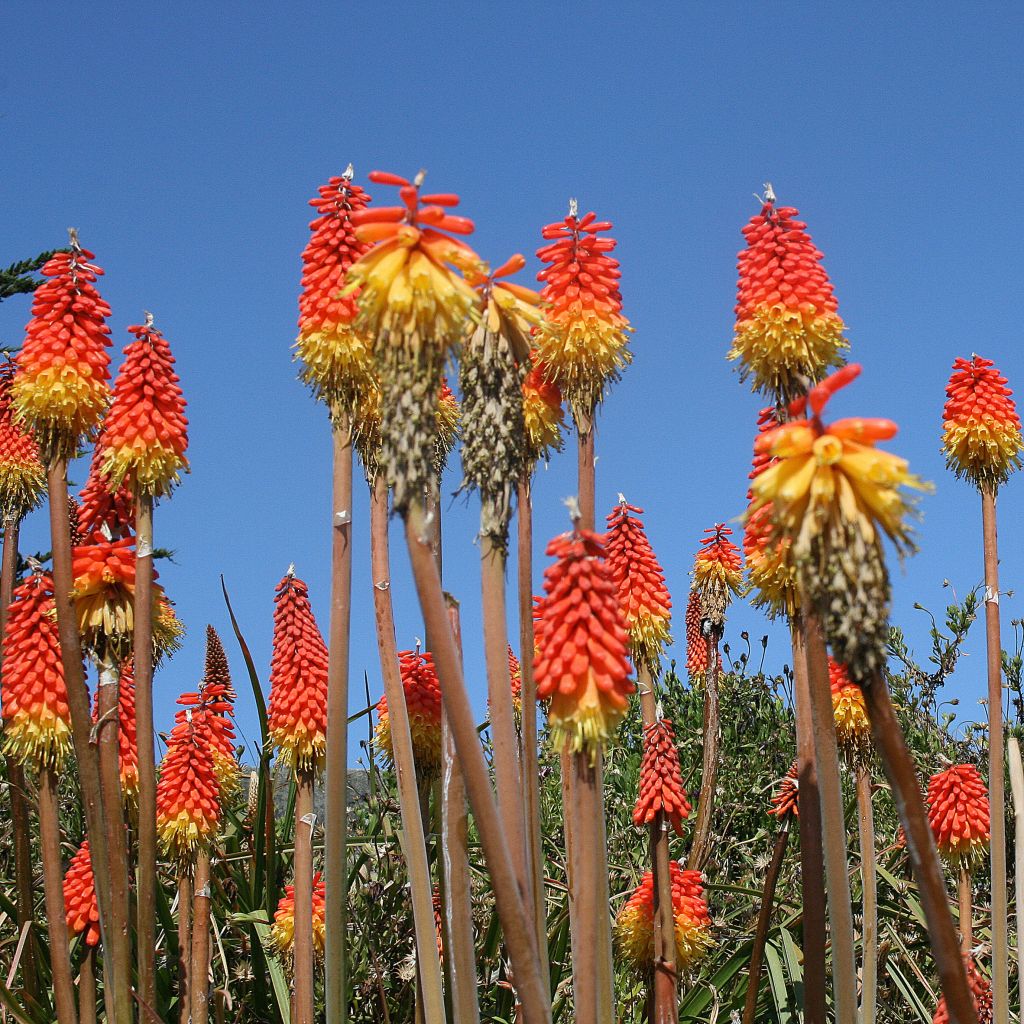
[684,591,708,680]
[375,649,443,777]
[691,524,742,629]
[830,659,871,767]
[64,840,101,947]
[770,760,800,818]
[522,357,566,467]
[932,956,993,1024]
[926,764,990,873]
[272,872,327,963]
[0,361,44,521]
[633,719,690,835]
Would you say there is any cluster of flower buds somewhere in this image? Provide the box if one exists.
[0,360,44,522]
[272,872,327,964]
[633,720,690,835]
[684,591,708,680]
[932,955,993,1024]
[691,524,742,629]
[375,649,444,777]
[829,659,871,767]
[926,764,991,873]
[522,359,565,467]
[63,839,101,947]
[769,760,800,819]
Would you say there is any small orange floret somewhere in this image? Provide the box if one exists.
[375,649,444,776]
[633,720,690,835]
[534,528,635,756]
[63,840,101,946]
[927,764,990,872]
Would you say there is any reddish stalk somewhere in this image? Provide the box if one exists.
[789,623,827,1024]
[324,420,354,1024]
[856,768,878,1024]
[862,669,977,1024]
[293,770,316,1024]
[801,614,858,1024]
[0,518,38,1002]
[403,497,550,1024]
[38,767,78,1024]
[1008,736,1024,992]
[517,477,549,985]
[687,632,721,873]
[370,481,446,1024]
[441,598,481,1024]
[47,462,129,1024]
[134,492,158,1010]
[741,815,791,1024]
[981,488,1009,1023]
[957,868,973,954]
[191,851,213,1024]
[78,945,97,1024]
[177,873,193,1024]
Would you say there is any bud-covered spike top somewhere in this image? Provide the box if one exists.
[941,355,1023,492]
[684,590,707,679]
[102,321,189,498]
[63,839,101,947]
[78,434,135,538]
[926,763,990,873]
[433,377,461,478]
[296,171,375,417]
[522,357,566,467]
[1,570,71,771]
[729,193,847,402]
[507,645,523,716]
[535,206,631,427]
[691,524,742,629]
[12,237,112,459]
[633,719,690,835]
[534,527,635,756]
[272,872,327,961]
[614,862,713,973]
[375,648,444,777]
[0,361,45,521]
[605,500,672,675]
[268,571,329,777]
[829,658,871,767]
[932,956,993,1024]
[769,759,800,819]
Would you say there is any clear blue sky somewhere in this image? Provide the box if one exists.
[3,3,1023,763]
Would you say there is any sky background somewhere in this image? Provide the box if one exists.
[3,3,1023,768]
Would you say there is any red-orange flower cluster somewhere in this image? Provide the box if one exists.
[684,591,707,679]
[0,360,44,520]
[102,322,189,497]
[729,196,847,401]
[692,524,742,626]
[71,535,139,659]
[268,572,329,776]
[927,764,990,871]
[769,760,800,819]
[932,956,993,1024]
[272,871,327,960]
[12,243,112,457]
[941,355,1023,491]
[376,649,444,776]
[522,358,565,465]
[507,645,523,716]
[1,570,71,771]
[605,501,672,674]
[63,840,101,947]
[78,435,135,538]
[534,529,635,755]
[829,658,871,765]
[633,720,690,835]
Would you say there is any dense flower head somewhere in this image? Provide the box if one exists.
[830,658,871,766]
[375,649,444,776]
[1,570,71,771]
[156,708,222,863]
[433,378,460,477]
[12,241,112,458]
[522,357,565,466]
[91,661,140,807]
[745,407,800,618]
[63,840,101,947]
[507,645,523,715]
[605,500,673,674]
[614,862,713,973]
[932,956,993,1024]
[684,591,708,679]
[729,195,847,402]
[534,206,631,424]
[534,528,635,756]
[748,364,927,675]
[927,763,990,872]
[271,872,327,961]
[78,435,135,538]
[633,720,690,835]
[296,169,375,416]
[268,571,329,777]
[941,355,1023,492]
[101,322,189,497]
[0,361,45,521]
[692,524,742,627]
[769,760,800,819]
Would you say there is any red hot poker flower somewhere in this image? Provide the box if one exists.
[507,645,523,714]
[272,871,327,960]
[927,763,991,872]
[932,956,993,1024]
[769,760,800,819]
[268,571,329,777]
[605,500,673,675]
[375,648,444,776]
[692,524,742,627]
[941,355,1024,492]
[102,321,189,497]
[522,357,565,466]
[64,839,101,946]
[684,591,707,680]
[78,434,135,538]
[829,658,871,765]
[534,528,635,756]
[633,719,690,835]
[0,360,45,521]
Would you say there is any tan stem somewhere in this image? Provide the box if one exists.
[742,817,792,1024]
[687,638,720,872]
[38,768,78,1024]
[191,851,212,1024]
[981,489,1009,1023]
[293,771,316,1024]
[957,867,973,955]
[1,519,39,1002]
[1006,736,1024,993]
[441,598,481,1024]
[856,768,878,1024]
[370,482,446,1024]
[178,872,193,1024]
[325,421,354,1024]
[861,670,977,1024]
[78,944,97,1024]
[790,623,827,1024]
[517,477,550,990]
[576,428,595,530]
[403,497,550,1023]
[134,493,158,1011]
[801,613,858,1024]
[47,462,128,1024]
